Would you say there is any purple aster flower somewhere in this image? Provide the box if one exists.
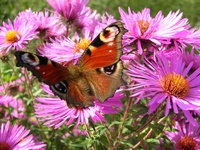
[87,13,116,39]
[0,13,38,53]
[101,13,116,27]
[38,28,95,63]
[0,95,25,119]
[0,95,12,105]
[34,85,123,128]
[75,6,100,33]
[17,8,36,21]
[156,10,200,51]
[182,48,200,70]
[157,46,181,60]
[46,0,89,23]
[119,8,200,55]
[0,78,26,119]
[33,11,66,40]
[17,9,66,40]
[0,77,25,96]
[119,7,163,54]
[73,128,87,137]
[0,121,46,150]
[63,128,87,138]
[127,52,200,126]
[38,36,82,63]
[165,121,200,150]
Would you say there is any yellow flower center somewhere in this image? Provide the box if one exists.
[74,39,91,53]
[0,141,12,150]
[5,30,21,43]
[137,20,150,35]
[159,73,190,99]
[176,136,198,150]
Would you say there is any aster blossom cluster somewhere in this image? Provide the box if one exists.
[120,6,200,150]
[164,120,200,150]
[0,0,200,149]
[122,7,200,126]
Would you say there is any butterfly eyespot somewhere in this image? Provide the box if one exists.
[21,53,39,66]
[104,63,117,75]
[86,48,92,56]
[53,81,68,93]
[103,30,109,36]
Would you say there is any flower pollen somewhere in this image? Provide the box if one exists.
[159,73,190,99]
[5,30,21,44]
[137,20,150,35]
[176,136,198,150]
[74,39,91,53]
[0,141,12,150]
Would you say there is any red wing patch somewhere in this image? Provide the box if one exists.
[15,51,70,84]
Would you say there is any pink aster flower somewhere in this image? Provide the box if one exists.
[0,13,38,53]
[0,95,25,119]
[87,13,116,39]
[75,6,100,33]
[73,128,87,137]
[0,78,26,119]
[38,28,95,63]
[127,52,200,126]
[17,8,36,22]
[101,13,116,27]
[33,11,66,39]
[0,77,25,96]
[182,48,200,70]
[156,10,200,51]
[46,0,89,23]
[119,7,163,54]
[38,36,82,63]
[0,95,13,105]
[165,121,200,150]
[0,121,46,150]
[34,85,123,128]
[119,8,200,55]
[63,128,87,138]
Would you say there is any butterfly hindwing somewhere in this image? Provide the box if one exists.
[85,61,123,102]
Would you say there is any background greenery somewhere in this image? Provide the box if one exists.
[1,0,200,27]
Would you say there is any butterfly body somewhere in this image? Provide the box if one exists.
[15,21,125,108]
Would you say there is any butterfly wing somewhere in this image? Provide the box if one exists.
[77,21,125,68]
[49,78,94,108]
[15,51,70,84]
[77,21,125,102]
[85,61,123,102]
[15,51,94,108]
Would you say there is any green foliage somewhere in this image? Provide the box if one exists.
[1,0,200,27]
[88,0,200,27]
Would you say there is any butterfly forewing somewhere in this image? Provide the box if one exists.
[15,51,70,84]
[77,21,125,69]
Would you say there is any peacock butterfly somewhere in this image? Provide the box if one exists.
[14,21,126,108]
